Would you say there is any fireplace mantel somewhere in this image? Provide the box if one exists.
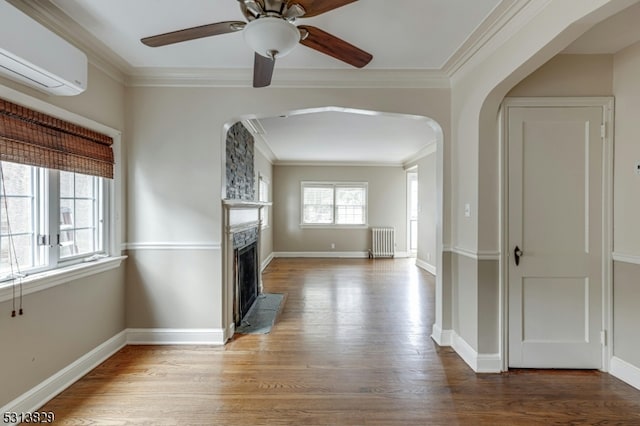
[222,199,271,341]
[223,199,271,209]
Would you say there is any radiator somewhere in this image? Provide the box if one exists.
[370,227,395,258]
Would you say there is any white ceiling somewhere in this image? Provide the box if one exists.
[251,109,438,164]
[48,0,503,70]
[10,0,519,164]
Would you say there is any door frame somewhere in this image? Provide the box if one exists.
[500,97,614,372]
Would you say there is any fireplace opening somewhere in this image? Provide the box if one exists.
[235,241,258,324]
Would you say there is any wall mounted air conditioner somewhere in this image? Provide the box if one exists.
[0,0,87,96]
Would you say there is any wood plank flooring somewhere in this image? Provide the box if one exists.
[40,258,640,425]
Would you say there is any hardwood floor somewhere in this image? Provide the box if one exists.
[40,258,640,425]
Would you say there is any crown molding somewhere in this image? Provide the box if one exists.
[449,0,553,81]
[443,0,533,76]
[402,142,438,166]
[126,67,451,89]
[11,0,538,89]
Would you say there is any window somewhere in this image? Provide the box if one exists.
[0,161,107,281]
[258,174,269,228]
[302,182,367,226]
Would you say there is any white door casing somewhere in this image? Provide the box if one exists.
[504,98,613,369]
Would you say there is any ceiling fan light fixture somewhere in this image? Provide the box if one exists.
[243,17,300,58]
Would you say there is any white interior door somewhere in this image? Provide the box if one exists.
[507,105,604,369]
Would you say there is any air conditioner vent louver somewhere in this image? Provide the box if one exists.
[0,1,87,96]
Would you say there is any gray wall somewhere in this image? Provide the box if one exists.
[273,165,407,254]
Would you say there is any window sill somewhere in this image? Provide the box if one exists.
[0,256,127,303]
[300,224,369,229]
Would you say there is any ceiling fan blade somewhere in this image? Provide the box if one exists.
[141,21,245,47]
[288,0,357,17]
[298,25,372,68]
[253,53,275,88]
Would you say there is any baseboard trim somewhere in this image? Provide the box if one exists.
[274,251,369,258]
[610,356,640,391]
[273,251,410,259]
[416,258,437,275]
[451,332,502,373]
[431,324,453,346]
[126,328,226,345]
[261,252,275,271]
[0,330,127,423]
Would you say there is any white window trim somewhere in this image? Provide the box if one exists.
[258,173,270,229]
[300,181,369,228]
[0,85,125,300]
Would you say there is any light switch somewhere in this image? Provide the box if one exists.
[464,203,471,217]
[636,162,640,175]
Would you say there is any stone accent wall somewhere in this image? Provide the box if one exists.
[226,122,255,201]
[233,227,258,249]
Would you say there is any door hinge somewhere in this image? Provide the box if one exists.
[600,330,607,346]
[600,123,606,139]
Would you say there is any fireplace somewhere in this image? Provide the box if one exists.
[222,199,269,338]
[236,241,258,323]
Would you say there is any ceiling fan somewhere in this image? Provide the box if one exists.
[140,0,373,88]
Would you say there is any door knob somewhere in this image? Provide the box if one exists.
[514,246,523,266]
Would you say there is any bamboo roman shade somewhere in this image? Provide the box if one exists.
[0,98,114,178]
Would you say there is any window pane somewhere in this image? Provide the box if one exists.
[59,171,101,259]
[75,200,94,228]
[336,187,366,224]
[1,162,37,276]
[2,198,33,234]
[303,186,334,224]
[1,162,32,195]
[0,234,34,274]
[60,171,74,198]
[304,205,333,224]
[304,187,333,205]
[75,174,94,198]
[74,229,95,254]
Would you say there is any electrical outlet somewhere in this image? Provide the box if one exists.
[330,243,335,249]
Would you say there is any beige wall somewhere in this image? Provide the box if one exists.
[446,0,632,363]
[124,86,451,332]
[611,40,640,369]
[508,54,613,97]
[613,41,640,255]
[0,64,126,407]
[272,165,407,254]
[253,144,274,267]
[415,152,437,269]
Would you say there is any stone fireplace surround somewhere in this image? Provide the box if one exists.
[222,200,269,337]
